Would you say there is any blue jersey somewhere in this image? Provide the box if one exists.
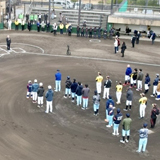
[107,107,114,116]
[27,83,32,92]
[113,113,123,124]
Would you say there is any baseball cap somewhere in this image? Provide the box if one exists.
[94,90,97,94]
[39,82,43,86]
[117,108,121,113]
[28,80,32,83]
[67,76,70,79]
[34,79,37,83]
[126,113,130,117]
[143,123,148,127]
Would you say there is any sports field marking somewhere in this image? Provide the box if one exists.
[0,43,44,54]
[21,52,160,67]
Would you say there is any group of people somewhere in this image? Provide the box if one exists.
[95,65,159,153]
[25,66,159,153]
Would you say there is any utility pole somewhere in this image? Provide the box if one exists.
[110,0,113,14]
[49,0,51,23]
[78,0,81,26]
[9,0,11,19]
[145,0,148,14]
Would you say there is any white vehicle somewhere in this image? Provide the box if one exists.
[74,2,83,10]
[53,0,74,9]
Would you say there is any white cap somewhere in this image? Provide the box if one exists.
[34,79,37,83]
[48,85,52,89]
[39,82,43,86]
[28,80,31,83]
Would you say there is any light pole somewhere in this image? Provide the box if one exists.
[9,0,11,19]
[49,0,51,23]
[110,0,113,14]
[78,0,81,26]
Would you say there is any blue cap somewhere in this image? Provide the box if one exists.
[117,108,121,113]
[126,113,130,117]
[109,95,112,99]
[143,123,148,127]
[57,69,59,71]
[94,90,97,94]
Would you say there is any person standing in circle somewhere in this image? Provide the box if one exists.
[121,42,127,57]
[95,72,103,95]
[6,35,11,51]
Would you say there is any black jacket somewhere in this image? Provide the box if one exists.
[37,87,44,97]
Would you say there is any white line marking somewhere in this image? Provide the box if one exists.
[0,43,44,54]
[21,52,160,67]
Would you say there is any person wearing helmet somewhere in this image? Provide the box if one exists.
[45,85,54,113]
[139,93,148,119]
[26,80,32,98]
[93,90,100,116]
[136,123,148,153]
[120,113,132,143]
[37,82,45,108]
[150,74,159,97]
[32,79,39,103]
[112,108,123,136]
[55,69,62,92]
[64,76,72,98]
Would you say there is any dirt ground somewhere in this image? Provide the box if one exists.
[0,30,160,160]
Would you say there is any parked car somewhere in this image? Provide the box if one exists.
[83,3,93,10]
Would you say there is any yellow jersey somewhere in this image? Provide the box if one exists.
[116,84,123,92]
[139,97,147,105]
[59,24,64,29]
[96,75,103,83]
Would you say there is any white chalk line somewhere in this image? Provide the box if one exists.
[21,52,160,67]
[0,43,44,54]
[0,43,160,67]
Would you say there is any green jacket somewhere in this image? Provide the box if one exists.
[122,118,132,130]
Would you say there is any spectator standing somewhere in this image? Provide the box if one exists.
[114,37,118,53]
[131,35,136,48]
[28,20,32,31]
[59,22,64,34]
[37,21,41,32]
[121,42,127,57]
[8,19,12,30]
[21,19,25,31]
[53,23,57,35]
[15,19,19,30]
[46,21,50,32]
[6,35,11,51]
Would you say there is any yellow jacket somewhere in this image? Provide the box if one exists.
[59,24,64,29]
[65,24,69,29]
[15,20,19,25]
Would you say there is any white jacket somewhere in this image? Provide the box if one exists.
[114,39,118,47]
